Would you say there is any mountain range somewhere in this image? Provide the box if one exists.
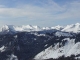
[0,23,80,33]
[0,23,80,60]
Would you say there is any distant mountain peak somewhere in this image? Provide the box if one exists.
[51,25,64,30]
[75,23,80,25]
[62,23,80,33]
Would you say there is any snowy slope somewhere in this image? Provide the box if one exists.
[0,46,6,52]
[34,38,80,59]
[55,31,73,37]
[62,23,80,33]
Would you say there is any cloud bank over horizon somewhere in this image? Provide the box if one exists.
[0,0,80,27]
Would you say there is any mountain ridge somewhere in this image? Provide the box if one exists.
[0,23,80,60]
[0,23,80,34]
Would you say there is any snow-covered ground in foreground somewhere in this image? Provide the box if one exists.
[34,38,80,59]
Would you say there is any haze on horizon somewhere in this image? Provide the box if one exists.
[0,0,80,27]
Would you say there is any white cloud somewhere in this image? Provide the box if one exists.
[0,0,80,21]
[53,1,80,20]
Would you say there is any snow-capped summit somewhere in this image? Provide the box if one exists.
[21,25,42,31]
[22,25,33,29]
[0,25,20,34]
[51,25,64,30]
[42,27,51,30]
[33,26,41,31]
[0,25,42,33]
[0,25,16,33]
[62,23,80,33]
[1,25,9,32]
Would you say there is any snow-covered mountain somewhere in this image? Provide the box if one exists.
[51,25,64,30]
[0,23,80,34]
[0,25,42,34]
[34,38,80,59]
[0,23,80,60]
[0,25,60,33]
[62,23,80,33]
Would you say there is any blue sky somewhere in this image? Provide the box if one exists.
[0,0,80,27]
